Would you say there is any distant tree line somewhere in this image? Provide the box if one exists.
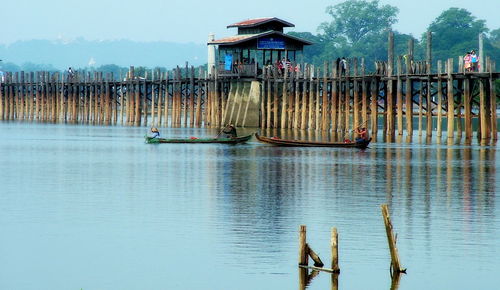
[289,0,500,72]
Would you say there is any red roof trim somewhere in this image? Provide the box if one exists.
[227,17,294,28]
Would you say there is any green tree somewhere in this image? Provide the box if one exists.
[424,8,489,66]
[319,0,399,44]
[490,28,500,48]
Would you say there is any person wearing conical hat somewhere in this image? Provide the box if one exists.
[217,124,237,138]
[151,127,160,138]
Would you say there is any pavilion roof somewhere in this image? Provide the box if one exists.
[227,17,294,28]
[208,31,312,46]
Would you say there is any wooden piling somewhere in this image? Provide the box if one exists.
[331,227,340,273]
[426,74,433,137]
[447,58,455,139]
[387,32,395,137]
[490,61,497,140]
[299,225,308,266]
[321,61,330,131]
[381,204,405,274]
[396,57,403,136]
[331,64,338,132]
[353,58,360,132]
[436,61,443,137]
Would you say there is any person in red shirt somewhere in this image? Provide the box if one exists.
[355,127,368,142]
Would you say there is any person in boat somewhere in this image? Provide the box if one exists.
[355,127,368,142]
[151,127,160,138]
[217,124,237,138]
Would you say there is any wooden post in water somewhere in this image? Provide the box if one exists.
[490,61,497,140]
[315,68,321,130]
[479,76,488,140]
[0,76,3,120]
[447,58,455,139]
[266,69,272,128]
[381,204,405,275]
[361,59,368,128]
[331,63,338,133]
[331,227,340,273]
[306,244,324,267]
[387,32,395,138]
[437,61,443,137]
[189,66,195,127]
[299,225,308,266]
[396,57,403,136]
[164,72,170,127]
[150,70,156,126]
[418,81,423,136]
[196,69,203,127]
[321,61,329,131]
[353,58,360,131]
[294,66,301,129]
[127,67,134,125]
[370,78,378,140]
[281,66,288,129]
[426,74,433,137]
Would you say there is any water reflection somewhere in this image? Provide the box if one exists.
[0,123,498,290]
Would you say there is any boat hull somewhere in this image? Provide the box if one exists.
[255,133,371,149]
[145,134,253,144]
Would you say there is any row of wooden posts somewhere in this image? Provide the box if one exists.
[0,66,218,128]
[298,205,405,289]
[0,39,498,144]
[260,48,498,143]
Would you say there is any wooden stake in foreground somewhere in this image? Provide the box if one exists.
[381,204,406,275]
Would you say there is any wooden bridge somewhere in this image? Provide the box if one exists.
[0,32,498,144]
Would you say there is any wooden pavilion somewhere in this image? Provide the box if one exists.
[208,17,312,77]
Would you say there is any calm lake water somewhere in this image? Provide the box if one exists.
[0,122,498,290]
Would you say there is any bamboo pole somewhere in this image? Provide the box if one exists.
[353,58,360,132]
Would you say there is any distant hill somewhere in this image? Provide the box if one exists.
[0,38,207,70]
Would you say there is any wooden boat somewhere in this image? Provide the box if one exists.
[145,134,253,144]
[255,133,371,149]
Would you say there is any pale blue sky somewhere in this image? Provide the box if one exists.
[2,0,499,44]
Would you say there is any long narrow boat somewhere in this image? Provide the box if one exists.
[145,134,253,144]
[255,133,371,149]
